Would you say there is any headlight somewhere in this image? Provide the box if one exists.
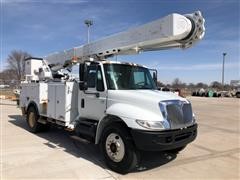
[193,113,196,123]
[159,102,167,119]
[187,100,196,123]
[136,120,168,130]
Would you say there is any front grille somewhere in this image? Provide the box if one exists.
[165,101,193,129]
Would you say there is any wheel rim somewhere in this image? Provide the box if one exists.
[105,133,125,162]
[28,112,36,128]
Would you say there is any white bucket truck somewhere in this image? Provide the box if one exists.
[20,11,205,173]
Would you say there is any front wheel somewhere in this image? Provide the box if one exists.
[100,123,139,174]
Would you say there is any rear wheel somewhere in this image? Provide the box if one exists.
[100,123,139,174]
[27,106,49,133]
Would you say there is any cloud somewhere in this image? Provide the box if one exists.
[201,39,240,49]
[23,24,46,30]
[2,0,88,4]
[196,39,240,56]
[157,62,239,71]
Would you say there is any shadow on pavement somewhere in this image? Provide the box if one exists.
[8,115,177,173]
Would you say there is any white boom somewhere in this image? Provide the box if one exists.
[45,11,205,70]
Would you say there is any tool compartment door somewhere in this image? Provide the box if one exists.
[55,83,66,121]
[47,83,56,119]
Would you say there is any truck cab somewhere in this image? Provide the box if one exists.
[76,60,197,172]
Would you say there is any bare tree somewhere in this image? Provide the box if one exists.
[157,81,165,87]
[210,81,222,90]
[0,69,16,82]
[172,78,181,88]
[188,83,195,89]
[0,69,19,87]
[195,82,208,89]
[6,50,31,81]
[172,78,186,89]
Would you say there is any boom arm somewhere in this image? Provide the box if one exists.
[45,11,205,70]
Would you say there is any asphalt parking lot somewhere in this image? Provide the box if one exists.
[1,97,239,179]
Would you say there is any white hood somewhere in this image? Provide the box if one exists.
[108,89,186,104]
[106,90,187,122]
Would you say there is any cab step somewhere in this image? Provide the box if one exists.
[75,119,98,141]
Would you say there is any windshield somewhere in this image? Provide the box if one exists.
[104,64,156,90]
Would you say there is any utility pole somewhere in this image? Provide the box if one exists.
[222,52,227,87]
[84,20,93,44]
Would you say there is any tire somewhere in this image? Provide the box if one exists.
[100,123,139,174]
[166,146,186,154]
[26,106,49,133]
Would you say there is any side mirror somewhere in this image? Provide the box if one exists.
[149,68,158,86]
[79,63,88,90]
[79,63,85,82]
[153,71,157,85]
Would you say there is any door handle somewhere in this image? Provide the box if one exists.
[81,99,85,108]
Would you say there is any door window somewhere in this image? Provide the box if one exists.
[87,65,97,88]
[87,64,104,91]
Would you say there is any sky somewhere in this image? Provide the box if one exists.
[0,0,239,84]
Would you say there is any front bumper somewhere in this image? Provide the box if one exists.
[131,124,197,151]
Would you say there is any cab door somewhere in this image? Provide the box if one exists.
[79,63,107,120]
